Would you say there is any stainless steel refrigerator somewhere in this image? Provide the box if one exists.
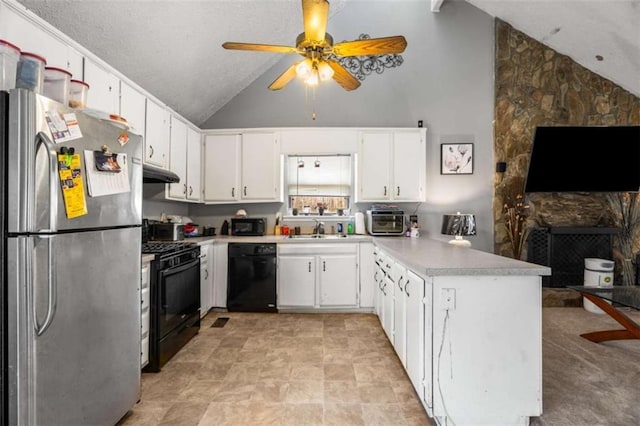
[1,89,143,425]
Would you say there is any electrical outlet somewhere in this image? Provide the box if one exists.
[418,120,423,128]
[441,288,456,310]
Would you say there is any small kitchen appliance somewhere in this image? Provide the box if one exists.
[231,217,267,236]
[583,258,614,314]
[366,209,405,236]
[150,222,185,241]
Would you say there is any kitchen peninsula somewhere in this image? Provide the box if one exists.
[187,233,550,425]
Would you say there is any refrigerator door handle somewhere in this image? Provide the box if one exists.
[34,236,58,336]
[35,132,58,233]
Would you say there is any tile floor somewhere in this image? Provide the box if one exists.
[119,312,433,426]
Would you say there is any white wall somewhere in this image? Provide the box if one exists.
[198,1,495,252]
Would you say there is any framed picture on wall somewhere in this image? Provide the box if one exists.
[441,143,473,175]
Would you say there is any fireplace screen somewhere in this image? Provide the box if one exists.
[527,227,618,287]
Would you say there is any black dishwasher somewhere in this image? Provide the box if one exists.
[227,243,277,312]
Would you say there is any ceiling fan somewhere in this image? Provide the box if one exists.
[222,0,407,91]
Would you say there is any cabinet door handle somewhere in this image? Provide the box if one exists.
[384,185,387,196]
[183,183,187,194]
[323,261,326,272]
[397,186,400,196]
[308,262,312,272]
[149,145,154,158]
[231,187,235,197]
[243,186,247,196]
[204,269,209,279]
[398,276,403,292]
[189,186,193,196]
[405,280,410,297]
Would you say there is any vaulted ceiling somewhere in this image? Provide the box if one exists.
[17,0,640,127]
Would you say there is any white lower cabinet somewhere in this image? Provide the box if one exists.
[374,245,542,425]
[318,253,358,307]
[140,259,151,369]
[381,254,395,340]
[391,262,407,363]
[277,255,315,307]
[278,244,358,309]
[373,248,386,320]
[358,242,375,308]
[199,241,214,317]
[405,270,426,397]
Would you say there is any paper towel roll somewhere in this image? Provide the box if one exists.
[355,212,366,234]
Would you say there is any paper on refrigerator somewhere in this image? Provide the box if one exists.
[84,150,131,196]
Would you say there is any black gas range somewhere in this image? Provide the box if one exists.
[142,241,201,372]
[142,241,199,261]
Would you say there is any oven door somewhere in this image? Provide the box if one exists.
[157,257,200,337]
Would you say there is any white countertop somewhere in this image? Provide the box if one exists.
[168,234,550,277]
[374,237,551,277]
[183,235,372,244]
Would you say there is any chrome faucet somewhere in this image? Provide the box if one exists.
[313,219,325,236]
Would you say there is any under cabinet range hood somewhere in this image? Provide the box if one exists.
[143,163,180,183]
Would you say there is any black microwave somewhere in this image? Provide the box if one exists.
[231,217,267,236]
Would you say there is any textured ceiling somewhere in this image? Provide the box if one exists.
[16,0,640,127]
[467,0,640,98]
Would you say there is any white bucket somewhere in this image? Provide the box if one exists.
[583,258,614,314]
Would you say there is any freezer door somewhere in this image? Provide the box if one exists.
[7,89,143,233]
[6,228,141,425]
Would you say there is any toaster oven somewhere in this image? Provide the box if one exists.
[366,209,405,236]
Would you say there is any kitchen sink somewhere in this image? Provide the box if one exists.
[287,234,349,239]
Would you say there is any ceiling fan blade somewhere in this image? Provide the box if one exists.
[332,36,407,57]
[302,0,329,42]
[326,60,361,91]
[268,61,301,91]
[222,42,299,54]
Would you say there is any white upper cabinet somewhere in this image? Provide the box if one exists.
[357,131,392,201]
[83,59,119,114]
[144,99,170,168]
[119,81,146,139]
[357,129,426,202]
[167,119,202,202]
[203,131,282,204]
[0,2,83,79]
[392,131,426,201]
[203,134,241,202]
[167,116,188,199]
[240,132,280,201]
[186,127,202,202]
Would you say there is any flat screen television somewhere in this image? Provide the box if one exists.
[524,125,640,193]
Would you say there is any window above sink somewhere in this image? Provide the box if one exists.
[286,154,353,216]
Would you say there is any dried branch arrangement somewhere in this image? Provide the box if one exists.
[606,192,640,286]
[501,177,530,260]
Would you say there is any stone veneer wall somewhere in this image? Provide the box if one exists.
[493,19,640,259]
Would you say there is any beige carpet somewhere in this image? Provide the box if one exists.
[531,307,640,425]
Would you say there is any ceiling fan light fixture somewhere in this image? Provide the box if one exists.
[305,70,319,86]
[296,58,313,79]
[222,0,406,92]
[317,61,334,81]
